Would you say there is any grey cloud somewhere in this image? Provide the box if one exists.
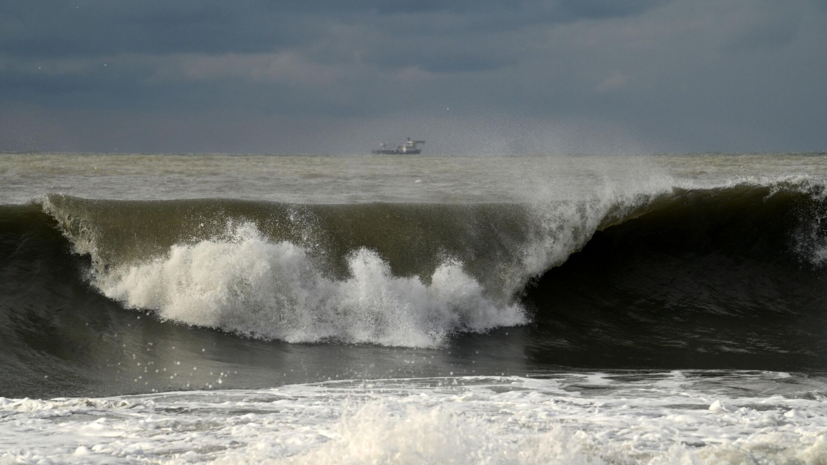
[0,0,665,58]
[0,0,825,154]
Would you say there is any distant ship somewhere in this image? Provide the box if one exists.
[371,138,425,155]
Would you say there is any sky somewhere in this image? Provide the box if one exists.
[0,0,825,154]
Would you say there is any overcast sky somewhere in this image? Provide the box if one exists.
[0,0,825,154]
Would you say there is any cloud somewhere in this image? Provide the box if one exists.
[0,0,825,153]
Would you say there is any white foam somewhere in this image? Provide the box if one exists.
[2,373,827,464]
[94,223,526,348]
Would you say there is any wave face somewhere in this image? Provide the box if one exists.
[3,179,827,395]
[525,182,827,368]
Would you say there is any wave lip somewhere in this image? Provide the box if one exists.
[95,223,526,348]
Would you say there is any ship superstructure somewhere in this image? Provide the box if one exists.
[371,138,425,155]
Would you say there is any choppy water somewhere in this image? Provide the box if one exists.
[2,152,827,463]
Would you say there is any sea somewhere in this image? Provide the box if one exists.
[2,152,827,464]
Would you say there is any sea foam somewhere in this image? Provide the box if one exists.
[3,373,827,464]
[94,223,526,348]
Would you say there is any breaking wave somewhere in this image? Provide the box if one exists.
[2,177,827,364]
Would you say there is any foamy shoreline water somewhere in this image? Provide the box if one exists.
[3,373,827,464]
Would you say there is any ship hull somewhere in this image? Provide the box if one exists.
[371,149,421,155]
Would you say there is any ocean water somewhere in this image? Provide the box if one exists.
[2,152,827,463]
